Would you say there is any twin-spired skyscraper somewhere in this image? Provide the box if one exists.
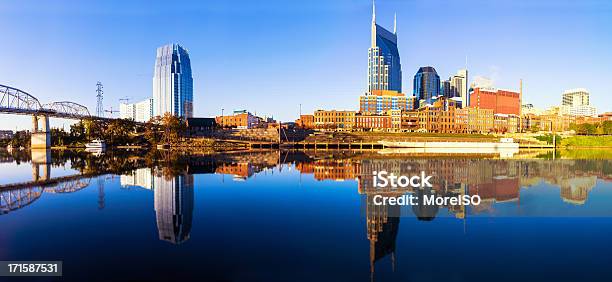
[153,44,193,118]
[367,1,402,94]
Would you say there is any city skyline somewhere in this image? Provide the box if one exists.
[1,0,611,129]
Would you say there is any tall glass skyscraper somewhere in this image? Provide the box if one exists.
[367,1,402,93]
[413,66,440,105]
[153,44,193,118]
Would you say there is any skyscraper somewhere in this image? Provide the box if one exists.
[450,69,468,108]
[153,44,193,118]
[367,1,401,93]
[413,66,440,105]
[154,171,194,244]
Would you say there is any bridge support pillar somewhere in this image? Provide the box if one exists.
[31,149,51,182]
[31,114,51,149]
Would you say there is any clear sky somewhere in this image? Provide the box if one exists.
[1,0,611,130]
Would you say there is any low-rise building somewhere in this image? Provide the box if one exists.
[314,110,355,130]
[401,111,420,131]
[456,107,493,134]
[493,114,520,133]
[186,118,216,135]
[216,110,259,129]
[354,113,392,130]
[295,114,315,129]
[418,97,461,133]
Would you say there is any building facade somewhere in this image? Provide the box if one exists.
[153,44,193,118]
[314,110,355,130]
[119,98,153,122]
[469,87,520,115]
[417,97,461,133]
[119,103,135,120]
[216,110,259,129]
[367,2,401,94]
[456,107,494,134]
[295,114,315,129]
[561,88,596,117]
[355,113,392,130]
[450,69,468,108]
[413,66,440,106]
[359,90,416,114]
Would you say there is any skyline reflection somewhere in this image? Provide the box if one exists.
[0,149,611,281]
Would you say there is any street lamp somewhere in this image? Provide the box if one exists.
[221,108,224,128]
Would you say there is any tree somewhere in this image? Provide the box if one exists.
[161,113,186,144]
[603,121,612,135]
[145,116,162,145]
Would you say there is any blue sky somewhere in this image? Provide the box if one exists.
[1,0,611,129]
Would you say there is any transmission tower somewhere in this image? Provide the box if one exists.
[96,81,104,117]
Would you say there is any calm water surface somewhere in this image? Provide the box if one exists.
[1,149,611,281]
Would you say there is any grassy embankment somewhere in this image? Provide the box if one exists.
[560,136,612,148]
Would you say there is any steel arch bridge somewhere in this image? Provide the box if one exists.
[42,101,91,119]
[1,84,92,119]
[0,178,92,214]
[0,187,44,215]
[44,178,91,194]
[0,84,42,114]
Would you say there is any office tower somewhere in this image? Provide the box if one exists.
[153,44,193,118]
[154,172,194,244]
[561,88,597,116]
[450,69,468,108]
[367,1,402,93]
[413,66,440,105]
[441,79,452,98]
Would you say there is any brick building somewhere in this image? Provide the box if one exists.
[456,107,494,134]
[295,114,315,129]
[469,87,520,115]
[314,110,355,130]
[215,110,259,129]
[354,113,392,130]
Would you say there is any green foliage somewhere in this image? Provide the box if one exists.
[534,134,562,145]
[570,121,612,135]
[560,136,612,147]
[8,131,31,148]
[558,148,612,159]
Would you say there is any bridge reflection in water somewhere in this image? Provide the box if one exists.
[1,149,610,279]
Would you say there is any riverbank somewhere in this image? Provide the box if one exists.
[560,136,612,148]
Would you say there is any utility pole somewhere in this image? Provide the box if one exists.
[96,81,104,117]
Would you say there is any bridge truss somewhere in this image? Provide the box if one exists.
[0,187,44,215]
[1,84,92,119]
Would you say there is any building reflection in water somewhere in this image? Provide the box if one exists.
[121,168,194,244]
[154,171,194,244]
[2,149,610,280]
